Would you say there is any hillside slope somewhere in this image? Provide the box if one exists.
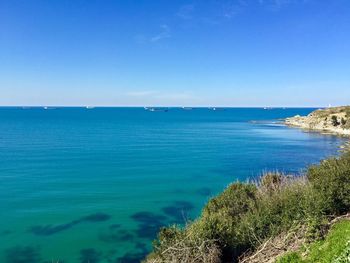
[285,106,350,136]
[145,151,350,263]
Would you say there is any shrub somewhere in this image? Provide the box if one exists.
[145,152,350,263]
[203,183,257,217]
[241,175,327,243]
[307,152,350,215]
[260,172,283,192]
[341,118,346,126]
[346,109,350,118]
[331,115,340,126]
[146,225,221,263]
[199,183,258,260]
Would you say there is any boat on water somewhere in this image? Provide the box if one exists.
[182,107,193,110]
[145,107,168,112]
[86,106,95,109]
[209,107,225,111]
[43,106,56,110]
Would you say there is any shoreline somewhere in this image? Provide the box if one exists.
[146,107,350,262]
[284,106,350,138]
[284,118,350,154]
[285,120,350,137]
[146,148,350,263]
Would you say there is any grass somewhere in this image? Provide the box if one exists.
[277,219,350,263]
[145,151,350,263]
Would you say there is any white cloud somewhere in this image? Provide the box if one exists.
[258,0,306,10]
[150,24,171,42]
[176,4,195,20]
[222,0,247,19]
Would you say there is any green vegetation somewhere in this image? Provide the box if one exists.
[277,220,350,263]
[311,106,350,129]
[342,118,347,126]
[314,106,350,118]
[332,115,340,126]
[277,253,303,263]
[145,151,350,263]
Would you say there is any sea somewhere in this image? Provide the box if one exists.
[0,107,346,263]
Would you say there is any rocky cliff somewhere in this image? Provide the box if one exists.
[285,106,350,136]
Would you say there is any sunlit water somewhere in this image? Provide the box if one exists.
[0,107,346,263]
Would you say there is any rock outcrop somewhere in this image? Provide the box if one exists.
[285,106,350,136]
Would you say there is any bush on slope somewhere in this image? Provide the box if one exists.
[145,152,350,263]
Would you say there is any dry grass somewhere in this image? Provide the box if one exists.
[145,151,350,263]
[145,232,220,263]
[239,214,350,263]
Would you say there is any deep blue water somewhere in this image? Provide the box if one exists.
[0,107,346,263]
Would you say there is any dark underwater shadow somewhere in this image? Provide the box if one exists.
[116,242,149,263]
[196,187,212,196]
[99,229,134,243]
[161,201,194,223]
[4,245,41,263]
[79,248,102,263]
[29,212,111,236]
[131,211,168,239]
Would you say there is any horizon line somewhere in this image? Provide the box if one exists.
[0,105,333,108]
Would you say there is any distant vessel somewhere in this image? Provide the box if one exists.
[43,106,56,110]
[86,106,95,109]
[182,107,193,110]
[146,107,168,112]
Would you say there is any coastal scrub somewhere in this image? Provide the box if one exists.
[145,151,350,262]
[277,219,350,263]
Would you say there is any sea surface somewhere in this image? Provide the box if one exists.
[0,107,346,263]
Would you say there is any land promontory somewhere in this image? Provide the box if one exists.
[285,106,350,136]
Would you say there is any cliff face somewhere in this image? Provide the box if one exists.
[285,106,350,136]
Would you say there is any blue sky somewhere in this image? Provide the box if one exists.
[0,0,349,107]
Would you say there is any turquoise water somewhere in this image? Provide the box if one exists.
[0,107,346,263]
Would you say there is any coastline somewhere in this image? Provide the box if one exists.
[284,106,350,137]
[146,148,350,263]
[146,107,350,263]
[285,118,350,137]
[284,108,350,154]
[1,108,348,263]
[285,119,350,152]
